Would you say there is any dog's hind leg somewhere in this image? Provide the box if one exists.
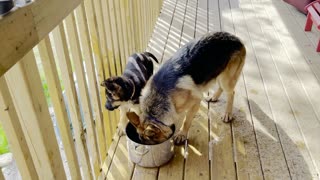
[174,99,201,145]
[219,48,246,122]
[223,90,235,122]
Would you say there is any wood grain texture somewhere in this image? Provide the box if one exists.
[100,134,121,178]
[65,14,101,177]
[0,77,38,180]
[38,37,81,179]
[80,1,115,146]
[132,165,158,180]
[0,0,81,77]
[183,0,210,179]
[158,2,188,179]
[106,137,135,180]
[252,0,320,177]
[52,25,93,179]
[75,5,107,163]
[5,52,66,179]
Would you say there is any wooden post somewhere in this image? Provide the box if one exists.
[4,51,66,179]
[0,77,38,180]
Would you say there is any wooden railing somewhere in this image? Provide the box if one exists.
[0,0,163,179]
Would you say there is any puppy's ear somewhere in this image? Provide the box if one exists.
[101,78,121,91]
[126,112,140,128]
[100,80,108,87]
[112,83,122,92]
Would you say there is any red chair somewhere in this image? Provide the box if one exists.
[305,0,320,52]
[284,0,315,14]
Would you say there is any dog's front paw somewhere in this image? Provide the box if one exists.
[173,131,187,145]
[116,126,126,136]
[117,128,126,136]
[206,96,219,103]
[222,113,233,123]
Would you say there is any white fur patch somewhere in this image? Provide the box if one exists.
[141,78,152,99]
[176,76,203,99]
[176,75,218,99]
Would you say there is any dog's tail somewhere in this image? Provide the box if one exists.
[142,52,159,64]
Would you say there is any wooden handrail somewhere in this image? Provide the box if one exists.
[0,0,81,77]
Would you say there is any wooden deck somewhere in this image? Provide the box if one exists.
[101,0,320,179]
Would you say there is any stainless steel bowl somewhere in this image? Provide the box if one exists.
[126,123,175,167]
[0,0,14,15]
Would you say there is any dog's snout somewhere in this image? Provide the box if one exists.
[105,101,120,111]
[105,102,115,111]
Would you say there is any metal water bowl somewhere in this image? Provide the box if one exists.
[0,0,14,15]
[126,123,175,167]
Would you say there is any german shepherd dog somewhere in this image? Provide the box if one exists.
[126,32,246,145]
[101,52,158,135]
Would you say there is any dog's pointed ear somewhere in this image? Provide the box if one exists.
[101,80,108,87]
[112,83,122,91]
[101,78,121,92]
[126,112,140,128]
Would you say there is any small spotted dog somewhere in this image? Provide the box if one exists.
[101,52,158,135]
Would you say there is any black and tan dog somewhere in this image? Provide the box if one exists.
[126,32,246,145]
[101,52,158,135]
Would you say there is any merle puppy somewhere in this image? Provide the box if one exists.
[101,52,158,135]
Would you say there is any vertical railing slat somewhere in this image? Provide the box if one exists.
[134,0,140,51]
[112,0,125,127]
[138,0,144,50]
[125,0,134,55]
[119,0,130,68]
[140,0,145,51]
[5,51,66,180]
[147,0,151,41]
[52,25,92,180]
[89,0,112,78]
[64,14,101,177]
[38,37,81,180]
[142,0,147,48]
[95,0,118,78]
[98,0,117,76]
[85,0,118,140]
[129,0,137,52]
[75,5,107,164]
[112,0,126,74]
[105,0,122,75]
[80,1,114,146]
[96,0,120,135]
[0,77,38,180]
[103,0,121,130]
[140,0,144,49]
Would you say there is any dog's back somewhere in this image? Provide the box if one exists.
[123,52,159,103]
[128,32,246,144]
[141,32,245,120]
[152,32,244,91]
